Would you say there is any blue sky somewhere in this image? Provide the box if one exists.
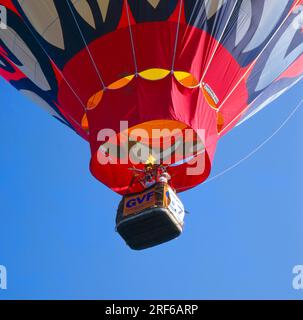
[0,76,303,300]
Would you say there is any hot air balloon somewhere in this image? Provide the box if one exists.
[1,0,303,249]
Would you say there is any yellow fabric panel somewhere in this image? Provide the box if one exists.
[139,68,170,81]
[202,86,218,110]
[108,75,135,89]
[217,112,224,133]
[174,71,199,88]
[87,90,103,110]
[81,114,89,131]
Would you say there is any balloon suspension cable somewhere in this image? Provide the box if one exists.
[205,96,303,184]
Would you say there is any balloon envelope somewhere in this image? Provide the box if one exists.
[1,0,303,194]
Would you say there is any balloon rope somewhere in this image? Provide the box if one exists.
[125,0,138,75]
[10,6,88,124]
[204,97,303,184]
[217,0,301,112]
[66,1,106,90]
[219,74,303,136]
[184,0,200,26]
[200,0,239,81]
[236,75,303,127]
[171,0,183,72]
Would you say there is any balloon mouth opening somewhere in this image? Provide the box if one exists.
[89,120,212,194]
[93,119,205,167]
